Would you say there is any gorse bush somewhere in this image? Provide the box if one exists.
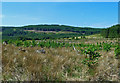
[103,43,111,52]
[15,40,22,47]
[81,46,101,67]
[23,41,31,47]
[114,45,120,58]
[2,40,116,50]
[31,40,36,47]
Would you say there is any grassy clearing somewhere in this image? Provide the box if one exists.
[24,30,75,34]
[2,38,120,81]
[0,32,2,35]
[82,34,103,38]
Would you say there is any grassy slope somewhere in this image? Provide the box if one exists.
[2,38,120,81]
[85,34,103,38]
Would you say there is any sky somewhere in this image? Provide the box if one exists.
[1,2,118,28]
[1,0,120,2]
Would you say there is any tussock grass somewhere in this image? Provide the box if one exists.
[2,45,89,81]
[2,39,120,82]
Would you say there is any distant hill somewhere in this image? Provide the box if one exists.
[2,24,102,40]
[22,24,101,33]
[101,24,120,38]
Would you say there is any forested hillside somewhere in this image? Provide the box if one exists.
[2,24,102,40]
[101,24,120,38]
[23,25,101,33]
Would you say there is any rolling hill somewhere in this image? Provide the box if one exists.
[2,24,102,40]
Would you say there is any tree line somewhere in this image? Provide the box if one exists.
[101,24,120,38]
[2,24,102,40]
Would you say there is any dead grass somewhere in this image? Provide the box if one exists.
[90,49,119,81]
[2,39,120,82]
[2,44,89,81]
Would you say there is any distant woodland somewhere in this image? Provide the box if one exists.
[1,24,120,40]
[2,25,101,40]
[101,24,120,38]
